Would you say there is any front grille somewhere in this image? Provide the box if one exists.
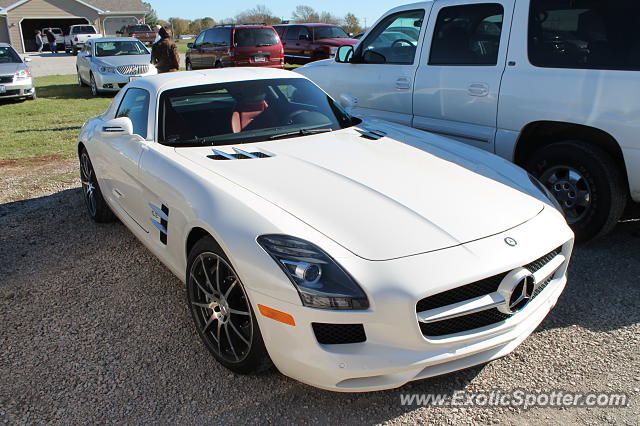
[0,75,14,84]
[312,323,366,345]
[417,246,562,338]
[117,65,149,75]
[0,89,21,97]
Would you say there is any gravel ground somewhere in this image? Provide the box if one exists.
[1,164,639,425]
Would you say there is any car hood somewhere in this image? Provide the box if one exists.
[316,38,359,46]
[175,123,544,260]
[93,55,151,66]
[0,62,26,75]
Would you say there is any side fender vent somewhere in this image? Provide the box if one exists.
[208,147,273,160]
[356,128,387,140]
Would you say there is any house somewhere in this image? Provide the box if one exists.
[0,0,148,53]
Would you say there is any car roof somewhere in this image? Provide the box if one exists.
[274,23,341,27]
[0,42,12,48]
[129,68,307,94]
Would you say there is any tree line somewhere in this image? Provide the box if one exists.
[145,4,366,38]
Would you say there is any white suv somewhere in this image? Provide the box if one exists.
[297,0,640,242]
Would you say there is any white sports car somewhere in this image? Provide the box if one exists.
[77,68,573,392]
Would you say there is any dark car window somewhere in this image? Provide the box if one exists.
[72,26,97,34]
[128,25,151,32]
[312,26,349,40]
[159,78,358,146]
[203,29,217,47]
[234,28,279,47]
[273,26,286,38]
[529,0,640,70]
[0,46,22,63]
[359,9,425,65]
[429,3,504,66]
[116,88,150,138]
[286,26,300,40]
[194,31,205,47]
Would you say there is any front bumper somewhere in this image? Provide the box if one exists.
[0,78,35,99]
[93,70,157,92]
[247,207,574,392]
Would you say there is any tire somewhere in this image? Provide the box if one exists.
[28,90,37,101]
[90,73,98,97]
[526,141,626,242]
[186,236,273,375]
[79,148,115,223]
[72,47,78,56]
[186,60,193,71]
[214,61,223,68]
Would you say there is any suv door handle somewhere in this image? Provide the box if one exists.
[468,83,489,97]
[395,77,411,90]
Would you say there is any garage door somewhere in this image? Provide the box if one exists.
[20,18,89,52]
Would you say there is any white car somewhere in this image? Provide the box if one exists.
[76,37,156,96]
[297,0,640,242]
[64,24,102,55]
[77,68,573,392]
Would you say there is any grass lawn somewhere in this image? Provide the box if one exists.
[0,75,111,161]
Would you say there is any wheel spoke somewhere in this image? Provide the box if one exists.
[200,256,216,294]
[202,316,216,334]
[224,279,237,299]
[228,320,250,345]
[225,324,239,361]
[229,308,250,316]
[191,301,211,309]
[215,258,221,293]
[216,320,222,354]
[576,190,590,207]
[191,273,212,298]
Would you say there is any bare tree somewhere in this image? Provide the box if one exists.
[318,11,340,25]
[235,5,282,25]
[342,13,363,35]
[292,5,320,23]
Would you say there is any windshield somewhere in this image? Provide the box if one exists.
[234,28,279,47]
[313,26,349,39]
[0,46,22,64]
[159,78,359,146]
[127,25,151,32]
[72,26,96,34]
[95,40,148,56]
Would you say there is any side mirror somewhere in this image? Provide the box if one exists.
[335,45,354,63]
[187,42,194,49]
[101,117,133,137]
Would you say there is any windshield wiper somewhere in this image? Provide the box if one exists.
[269,128,333,140]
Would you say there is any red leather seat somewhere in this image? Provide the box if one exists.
[231,100,269,133]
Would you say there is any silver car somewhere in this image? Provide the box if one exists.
[76,37,157,96]
[0,43,36,101]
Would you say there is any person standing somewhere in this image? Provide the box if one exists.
[35,30,44,53]
[151,27,180,73]
[44,29,56,54]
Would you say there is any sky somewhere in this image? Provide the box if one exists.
[149,0,404,28]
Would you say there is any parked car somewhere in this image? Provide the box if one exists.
[272,23,358,64]
[41,27,64,48]
[0,43,36,101]
[116,24,156,45]
[65,24,102,55]
[297,0,640,242]
[185,24,284,70]
[76,68,573,392]
[76,37,156,96]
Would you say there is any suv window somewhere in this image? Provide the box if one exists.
[273,26,286,38]
[234,27,279,47]
[359,9,425,65]
[194,31,205,47]
[429,3,504,66]
[116,88,150,138]
[286,26,300,40]
[203,29,216,47]
[529,0,640,70]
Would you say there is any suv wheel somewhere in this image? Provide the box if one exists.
[214,61,223,68]
[527,141,626,242]
[186,60,193,71]
[186,236,273,374]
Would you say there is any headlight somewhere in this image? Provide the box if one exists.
[258,235,369,310]
[529,173,564,215]
[98,65,116,74]
[14,69,30,80]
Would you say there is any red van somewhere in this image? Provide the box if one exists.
[186,24,284,70]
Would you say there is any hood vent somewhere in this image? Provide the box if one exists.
[355,128,387,140]
[208,147,273,160]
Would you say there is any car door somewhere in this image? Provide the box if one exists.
[321,8,429,126]
[77,41,92,82]
[190,31,206,68]
[199,28,218,68]
[99,88,151,231]
[412,0,514,151]
[283,26,303,60]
